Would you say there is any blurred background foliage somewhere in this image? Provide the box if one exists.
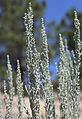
[0,0,82,94]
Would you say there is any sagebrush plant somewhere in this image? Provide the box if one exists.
[40,18,55,119]
[24,3,41,118]
[0,91,2,118]
[16,60,24,119]
[3,55,15,119]
[55,11,81,119]
[0,3,82,119]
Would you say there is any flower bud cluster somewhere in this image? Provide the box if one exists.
[3,55,14,119]
[24,3,40,119]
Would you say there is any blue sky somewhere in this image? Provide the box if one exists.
[39,0,82,24]
[39,0,82,81]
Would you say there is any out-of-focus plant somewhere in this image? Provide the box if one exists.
[3,55,15,119]
[0,91,2,118]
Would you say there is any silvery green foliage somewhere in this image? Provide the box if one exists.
[16,60,23,119]
[40,18,55,119]
[57,11,81,119]
[22,85,31,119]
[69,11,81,119]
[24,3,40,119]
[58,34,70,119]
[0,91,2,118]
[64,40,73,118]
[7,55,15,108]
[4,80,13,119]
[1,4,81,119]
[4,55,14,119]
